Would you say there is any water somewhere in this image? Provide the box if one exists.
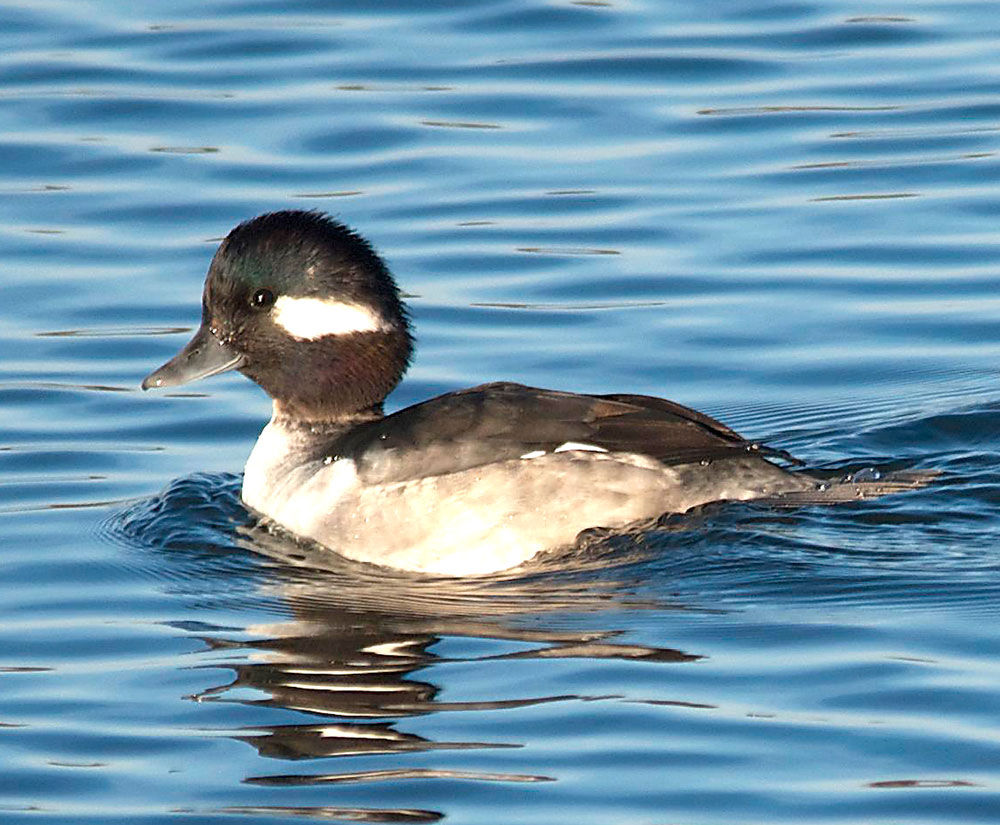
[3,1,1000,822]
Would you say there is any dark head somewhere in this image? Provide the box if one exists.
[142,211,413,421]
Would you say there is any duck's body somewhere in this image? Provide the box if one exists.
[239,381,817,575]
[143,211,923,576]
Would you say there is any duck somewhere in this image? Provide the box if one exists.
[142,210,925,576]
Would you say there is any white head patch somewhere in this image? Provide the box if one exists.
[272,295,388,340]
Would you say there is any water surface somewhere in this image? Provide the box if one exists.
[3,1,1000,823]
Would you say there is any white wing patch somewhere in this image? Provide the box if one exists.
[273,295,387,340]
[554,441,608,453]
[520,443,608,460]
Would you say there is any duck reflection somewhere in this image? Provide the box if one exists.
[188,524,700,772]
[109,476,710,822]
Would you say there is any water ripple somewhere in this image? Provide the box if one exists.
[4,0,1000,823]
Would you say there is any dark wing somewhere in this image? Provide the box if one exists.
[332,382,776,484]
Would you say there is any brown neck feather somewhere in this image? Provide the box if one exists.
[247,329,411,424]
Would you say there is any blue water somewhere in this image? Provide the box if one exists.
[3,1,1000,822]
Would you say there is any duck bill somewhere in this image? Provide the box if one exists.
[141,324,244,390]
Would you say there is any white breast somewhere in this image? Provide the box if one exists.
[241,418,300,513]
[242,417,361,537]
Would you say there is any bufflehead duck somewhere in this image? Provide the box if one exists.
[143,210,924,576]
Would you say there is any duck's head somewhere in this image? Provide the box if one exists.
[142,210,413,421]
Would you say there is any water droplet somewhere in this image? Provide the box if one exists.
[848,467,882,483]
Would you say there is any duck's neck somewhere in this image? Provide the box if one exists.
[271,399,385,432]
[244,327,412,424]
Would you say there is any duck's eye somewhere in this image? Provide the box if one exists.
[249,288,275,310]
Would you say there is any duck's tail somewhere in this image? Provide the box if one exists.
[765,468,937,506]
